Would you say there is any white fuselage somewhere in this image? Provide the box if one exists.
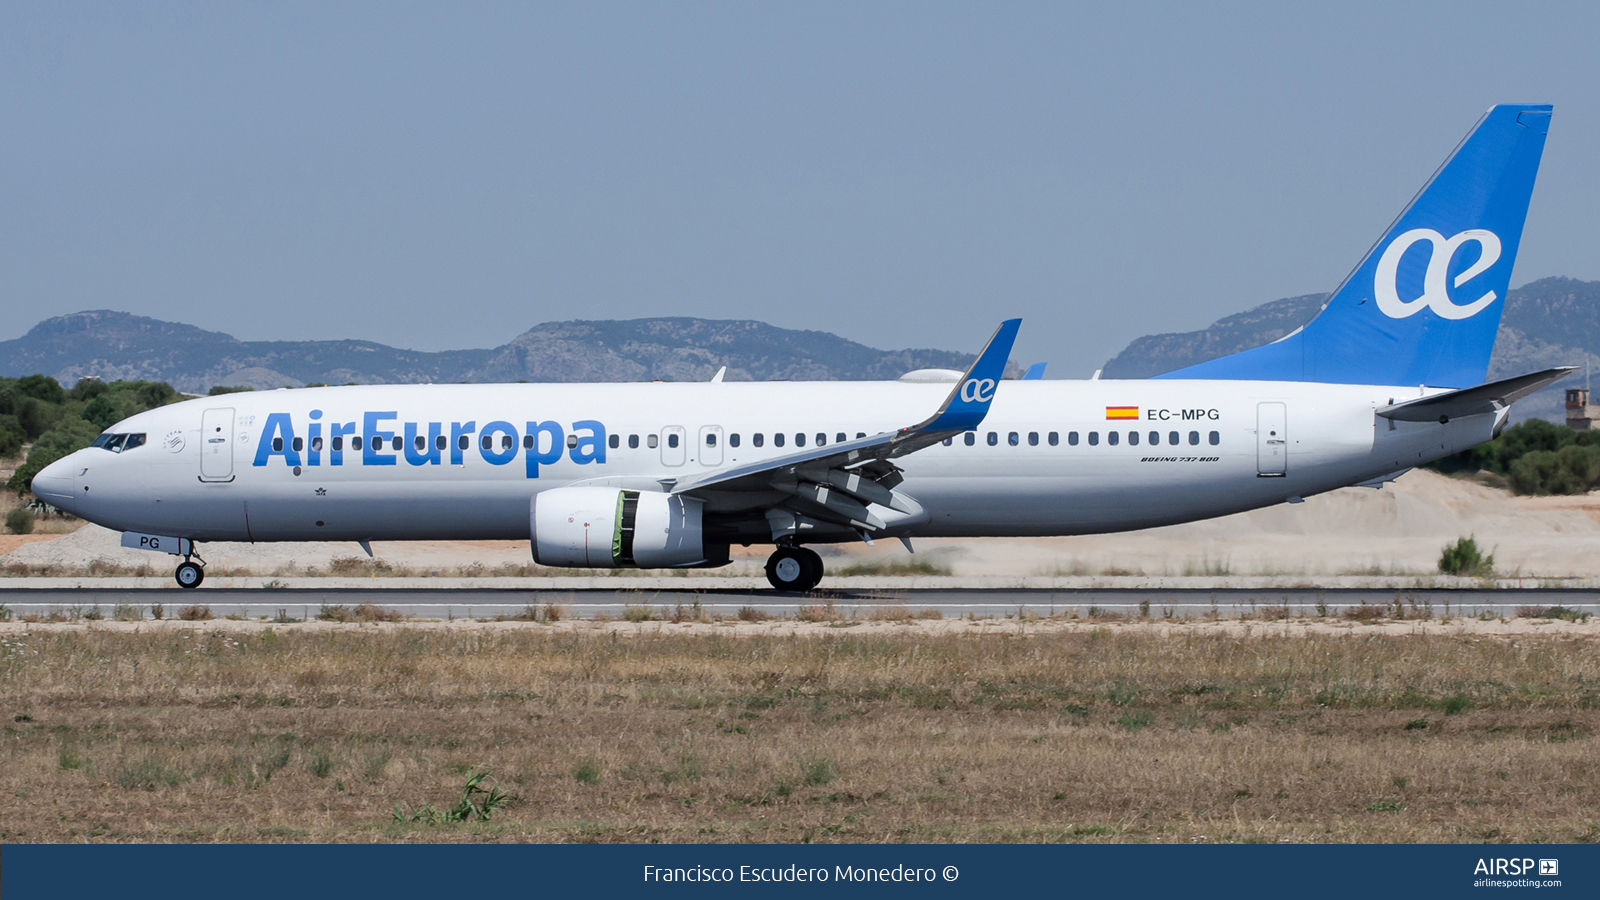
[34,379,1496,549]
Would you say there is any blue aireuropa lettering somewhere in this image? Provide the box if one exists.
[525,421,562,477]
[254,413,605,479]
[253,413,302,468]
[364,411,397,466]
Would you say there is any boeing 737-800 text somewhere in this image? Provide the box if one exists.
[30,104,1567,591]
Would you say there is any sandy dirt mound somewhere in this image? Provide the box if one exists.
[835,470,1600,578]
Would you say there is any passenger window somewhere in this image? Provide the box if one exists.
[753,433,764,447]
[1169,431,1179,445]
[1048,432,1059,446]
[436,435,447,450]
[668,434,679,449]
[1008,432,1019,446]
[795,433,806,447]
[332,437,344,451]
[964,432,975,446]
[523,434,534,449]
[987,432,998,446]
[815,433,825,446]
[856,432,865,439]
[1066,432,1076,446]
[273,437,284,452]
[1189,431,1200,446]
[609,434,620,449]
[502,435,514,450]
[836,433,846,443]
[458,435,469,450]
[629,434,640,449]
[1209,431,1220,446]
[292,437,304,452]
[1149,431,1159,445]
[124,433,146,450]
[1108,432,1120,446]
[1088,432,1099,446]
[353,436,363,451]
[1028,432,1038,446]
[392,437,403,451]
[774,433,785,447]
[311,436,323,452]
[1128,431,1139,446]
[942,437,952,446]
[414,436,425,451]
[730,433,740,448]
[706,433,717,447]
[481,435,492,450]
[648,434,659,448]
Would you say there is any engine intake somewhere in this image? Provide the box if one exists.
[531,486,706,568]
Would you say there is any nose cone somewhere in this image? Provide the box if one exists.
[31,455,75,513]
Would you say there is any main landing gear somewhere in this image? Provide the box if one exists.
[765,545,823,592]
[175,548,205,590]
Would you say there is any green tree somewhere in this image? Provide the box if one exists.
[70,378,109,402]
[13,374,66,404]
[0,415,24,459]
[8,417,100,493]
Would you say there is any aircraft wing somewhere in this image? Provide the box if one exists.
[668,318,1020,534]
[1376,367,1577,422]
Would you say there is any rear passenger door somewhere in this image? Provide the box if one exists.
[1256,402,1287,476]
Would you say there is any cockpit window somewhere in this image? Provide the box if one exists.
[90,433,146,453]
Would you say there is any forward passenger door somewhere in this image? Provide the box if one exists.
[199,408,235,482]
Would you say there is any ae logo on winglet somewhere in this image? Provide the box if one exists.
[960,378,996,403]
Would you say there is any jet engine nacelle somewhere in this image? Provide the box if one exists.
[531,486,705,568]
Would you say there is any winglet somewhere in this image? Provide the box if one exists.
[1022,362,1046,380]
[907,318,1021,434]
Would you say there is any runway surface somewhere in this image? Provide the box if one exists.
[3,586,1598,620]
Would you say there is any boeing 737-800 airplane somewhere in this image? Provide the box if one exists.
[30,104,1568,591]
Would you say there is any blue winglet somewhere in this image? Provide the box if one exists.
[913,318,1021,434]
[1022,362,1046,380]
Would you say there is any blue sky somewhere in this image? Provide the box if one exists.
[2,2,1597,375]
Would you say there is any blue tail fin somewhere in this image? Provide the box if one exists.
[1160,104,1551,388]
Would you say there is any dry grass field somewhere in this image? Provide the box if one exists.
[2,620,1599,844]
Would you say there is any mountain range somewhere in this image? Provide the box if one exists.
[3,278,1596,424]
[1102,276,1599,423]
[0,313,986,392]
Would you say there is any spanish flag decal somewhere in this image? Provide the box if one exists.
[1105,406,1139,420]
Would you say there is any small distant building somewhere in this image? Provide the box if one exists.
[1566,388,1600,430]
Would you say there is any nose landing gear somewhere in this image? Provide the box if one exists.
[175,548,205,589]
[765,545,823,592]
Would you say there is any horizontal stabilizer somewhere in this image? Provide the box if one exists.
[1376,367,1576,422]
